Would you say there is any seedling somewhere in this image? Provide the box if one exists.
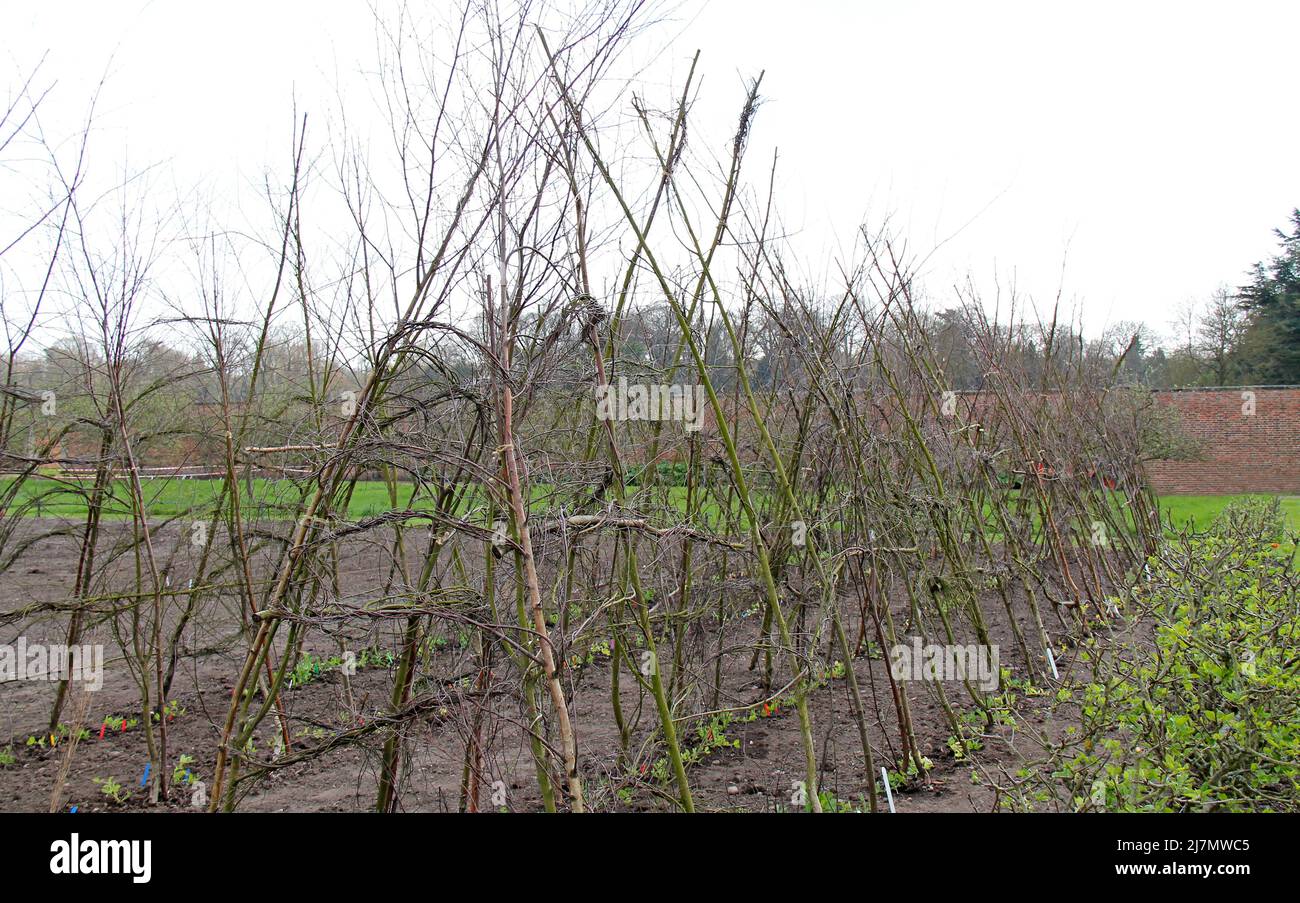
[93,776,131,805]
[152,699,184,723]
[102,715,138,732]
[172,754,195,785]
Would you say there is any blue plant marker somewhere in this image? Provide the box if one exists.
[69,805,78,813]
[141,762,151,786]
[184,770,192,784]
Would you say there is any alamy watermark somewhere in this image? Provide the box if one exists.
[889,638,1000,691]
[50,834,151,884]
[594,379,704,432]
[0,638,103,691]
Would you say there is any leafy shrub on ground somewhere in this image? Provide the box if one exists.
[1210,494,1286,543]
[1065,497,1299,811]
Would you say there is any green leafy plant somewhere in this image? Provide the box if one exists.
[1062,498,1299,812]
[946,734,982,760]
[644,712,740,786]
[811,790,867,813]
[172,754,195,785]
[93,776,131,805]
[152,699,184,723]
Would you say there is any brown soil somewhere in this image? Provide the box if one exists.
[0,518,1086,812]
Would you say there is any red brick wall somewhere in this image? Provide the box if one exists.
[1145,387,1300,494]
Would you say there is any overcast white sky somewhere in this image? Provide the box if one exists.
[4,0,1299,343]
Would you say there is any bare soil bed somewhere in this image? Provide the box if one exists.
[0,518,1078,812]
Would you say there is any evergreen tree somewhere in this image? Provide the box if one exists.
[1238,209,1300,383]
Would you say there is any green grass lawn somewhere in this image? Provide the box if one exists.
[0,476,717,523]
[1158,494,1300,535]
[4,475,1297,543]
[1,476,454,521]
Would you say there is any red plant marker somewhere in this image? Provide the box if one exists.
[120,721,126,733]
[98,723,106,740]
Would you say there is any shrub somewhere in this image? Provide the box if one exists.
[1067,497,1299,811]
[1210,494,1285,543]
